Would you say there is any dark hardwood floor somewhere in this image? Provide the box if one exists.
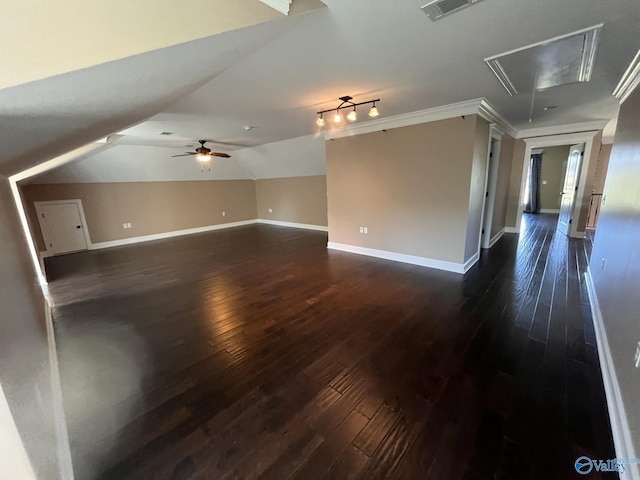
[46,214,615,479]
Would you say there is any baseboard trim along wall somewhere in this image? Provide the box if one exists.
[489,229,505,248]
[463,252,480,273]
[504,226,520,234]
[585,267,640,480]
[257,219,328,232]
[327,242,472,274]
[540,208,561,214]
[39,219,330,256]
[89,220,258,250]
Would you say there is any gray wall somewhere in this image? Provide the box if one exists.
[590,87,640,452]
[0,177,69,479]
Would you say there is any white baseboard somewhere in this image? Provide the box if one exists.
[540,209,560,214]
[504,226,520,234]
[463,251,480,273]
[257,219,328,232]
[89,220,258,250]
[489,228,505,248]
[327,242,466,274]
[585,267,639,479]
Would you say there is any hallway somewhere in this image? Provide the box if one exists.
[47,215,614,479]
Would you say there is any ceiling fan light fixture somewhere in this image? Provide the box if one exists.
[196,153,211,162]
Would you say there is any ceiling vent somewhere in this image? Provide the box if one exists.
[421,0,485,21]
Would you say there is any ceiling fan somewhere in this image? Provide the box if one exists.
[172,140,231,160]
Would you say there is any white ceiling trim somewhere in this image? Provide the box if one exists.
[613,49,640,104]
[324,98,484,140]
[324,98,520,140]
[516,120,607,139]
[477,100,518,137]
[259,0,292,15]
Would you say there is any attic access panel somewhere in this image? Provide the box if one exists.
[485,25,602,96]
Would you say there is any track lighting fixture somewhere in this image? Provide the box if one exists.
[316,96,380,127]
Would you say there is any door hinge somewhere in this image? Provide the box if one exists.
[569,219,572,224]
[486,191,489,197]
[41,213,45,218]
[482,228,485,234]
[49,242,53,247]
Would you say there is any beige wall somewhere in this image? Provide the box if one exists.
[256,175,327,226]
[0,178,68,479]
[22,180,257,250]
[540,145,570,211]
[326,116,480,264]
[491,135,514,237]
[590,87,640,456]
[505,139,527,228]
[464,118,490,261]
[593,143,612,194]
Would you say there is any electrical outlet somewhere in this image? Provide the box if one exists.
[123,223,127,229]
[222,211,226,217]
[601,258,606,270]
[634,342,640,368]
[268,208,273,213]
[128,223,132,228]
[363,227,368,234]
[359,226,364,234]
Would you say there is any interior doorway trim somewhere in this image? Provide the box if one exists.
[34,199,92,257]
[517,131,600,238]
[480,125,504,250]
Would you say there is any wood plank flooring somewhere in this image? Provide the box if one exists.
[46,214,615,479]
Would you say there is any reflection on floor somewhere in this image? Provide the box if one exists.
[47,215,614,479]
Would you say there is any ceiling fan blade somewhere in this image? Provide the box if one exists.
[211,152,231,158]
[171,153,196,157]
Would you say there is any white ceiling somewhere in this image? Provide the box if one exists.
[4,0,640,180]
[121,0,640,149]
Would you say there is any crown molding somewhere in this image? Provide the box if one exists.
[516,120,607,139]
[478,99,518,137]
[613,49,640,104]
[324,98,483,140]
[324,98,519,140]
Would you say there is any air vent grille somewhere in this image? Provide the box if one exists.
[421,0,484,21]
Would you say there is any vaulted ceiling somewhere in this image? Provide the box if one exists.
[3,0,640,180]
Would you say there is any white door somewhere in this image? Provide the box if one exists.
[557,144,584,236]
[36,202,88,254]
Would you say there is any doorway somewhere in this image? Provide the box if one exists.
[514,131,599,239]
[481,138,501,249]
[35,200,90,255]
